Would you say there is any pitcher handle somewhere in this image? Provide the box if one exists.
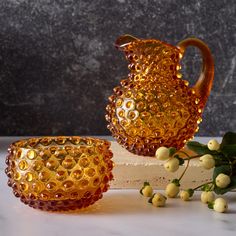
[177,38,214,106]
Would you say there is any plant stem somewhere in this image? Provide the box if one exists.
[178,159,190,181]
[193,181,213,191]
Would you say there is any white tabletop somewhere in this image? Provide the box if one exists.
[0,137,235,236]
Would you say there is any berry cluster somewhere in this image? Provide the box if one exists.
[140,132,236,213]
[140,182,166,207]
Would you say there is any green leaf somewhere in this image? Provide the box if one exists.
[220,132,236,148]
[186,141,216,155]
[221,144,236,156]
[169,147,176,157]
[213,165,231,180]
[213,153,231,166]
[214,175,236,195]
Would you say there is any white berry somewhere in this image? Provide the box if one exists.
[207,139,220,151]
[141,185,153,197]
[164,158,180,172]
[199,154,215,169]
[180,190,190,201]
[215,173,231,188]
[201,191,215,204]
[155,147,170,161]
[152,193,167,207]
[165,183,179,198]
[213,198,228,213]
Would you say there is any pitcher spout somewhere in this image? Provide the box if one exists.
[115,34,139,50]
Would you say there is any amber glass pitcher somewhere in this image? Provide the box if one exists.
[106,35,214,156]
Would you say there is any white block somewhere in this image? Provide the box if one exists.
[110,141,213,189]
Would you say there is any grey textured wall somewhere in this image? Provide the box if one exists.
[0,0,235,136]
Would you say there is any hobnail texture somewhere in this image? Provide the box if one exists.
[5,136,113,211]
[106,35,214,156]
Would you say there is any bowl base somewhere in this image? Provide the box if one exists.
[19,194,103,211]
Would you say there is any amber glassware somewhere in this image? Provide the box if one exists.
[106,35,214,156]
[5,136,113,211]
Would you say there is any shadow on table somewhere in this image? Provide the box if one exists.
[53,190,180,215]
[53,190,236,216]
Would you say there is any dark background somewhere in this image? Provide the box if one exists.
[0,0,235,136]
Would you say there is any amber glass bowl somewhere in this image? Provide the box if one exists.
[5,136,113,211]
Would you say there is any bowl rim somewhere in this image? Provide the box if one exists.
[9,136,111,151]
